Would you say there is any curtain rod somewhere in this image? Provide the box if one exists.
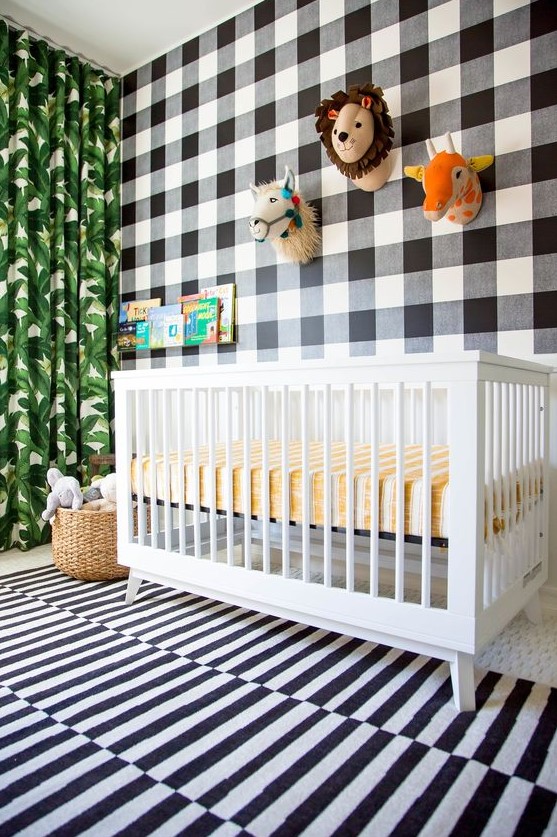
[1,12,120,77]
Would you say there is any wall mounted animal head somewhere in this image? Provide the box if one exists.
[249,166,320,265]
[315,83,394,192]
[404,132,494,225]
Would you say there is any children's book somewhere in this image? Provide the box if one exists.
[126,298,161,322]
[117,322,137,350]
[147,304,182,349]
[178,283,235,344]
[135,321,150,350]
[183,297,219,345]
[164,314,184,348]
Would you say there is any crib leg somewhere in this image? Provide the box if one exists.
[125,572,143,605]
[523,591,543,625]
[450,652,476,712]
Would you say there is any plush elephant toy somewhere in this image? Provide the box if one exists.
[42,467,83,524]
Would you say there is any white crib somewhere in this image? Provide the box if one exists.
[113,352,550,711]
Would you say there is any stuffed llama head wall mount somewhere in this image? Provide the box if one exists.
[404,132,494,225]
[249,166,320,265]
[315,82,394,192]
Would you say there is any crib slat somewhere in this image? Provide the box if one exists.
[395,382,405,603]
[115,388,134,547]
[538,387,550,561]
[516,384,524,550]
[344,384,354,592]
[517,384,530,572]
[208,388,217,562]
[421,382,432,608]
[533,385,541,568]
[530,385,537,568]
[192,388,201,558]
[524,385,535,569]
[301,385,310,583]
[523,385,531,526]
[484,381,494,606]
[162,390,172,552]
[225,387,234,565]
[501,383,509,590]
[323,384,332,588]
[369,383,379,597]
[492,382,502,598]
[261,386,270,574]
[243,387,252,571]
[176,389,186,555]
[134,389,147,545]
[281,385,290,578]
[509,384,517,538]
[508,384,517,582]
[148,390,159,546]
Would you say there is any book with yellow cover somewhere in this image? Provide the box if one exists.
[126,298,161,322]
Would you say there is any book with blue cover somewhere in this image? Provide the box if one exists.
[147,304,182,349]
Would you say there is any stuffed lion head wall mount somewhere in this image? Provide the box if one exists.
[315,83,394,192]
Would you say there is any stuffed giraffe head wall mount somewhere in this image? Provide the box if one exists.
[404,132,494,225]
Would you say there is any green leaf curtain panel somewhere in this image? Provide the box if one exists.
[0,22,120,551]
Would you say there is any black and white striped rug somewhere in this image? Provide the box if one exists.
[1,566,556,837]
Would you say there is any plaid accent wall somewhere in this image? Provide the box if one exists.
[120,0,557,369]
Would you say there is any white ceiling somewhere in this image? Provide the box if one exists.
[1,0,264,75]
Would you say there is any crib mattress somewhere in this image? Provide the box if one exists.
[131,442,450,539]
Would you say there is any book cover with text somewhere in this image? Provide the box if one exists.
[147,304,182,349]
[179,283,235,344]
[126,298,161,322]
[183,297,219,345]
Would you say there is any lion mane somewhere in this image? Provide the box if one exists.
[315,83,394,180]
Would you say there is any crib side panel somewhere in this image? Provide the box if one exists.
[112,354,550,659]
[113,368,453,611]
[476,367,549,647]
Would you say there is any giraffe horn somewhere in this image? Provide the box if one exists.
[445,132,456,154]
[426,139,437,160]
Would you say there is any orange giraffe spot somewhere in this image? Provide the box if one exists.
[475,192,482,202]
[447,214,456,221]
[455,199,462,207]
[463,210,474,217]
[465,190,476,203]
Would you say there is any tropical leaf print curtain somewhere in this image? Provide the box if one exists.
[0,21,120,551]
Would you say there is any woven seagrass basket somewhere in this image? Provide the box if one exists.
[51,506,127,581]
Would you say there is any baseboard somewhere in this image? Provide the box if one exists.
[540,584,557,616]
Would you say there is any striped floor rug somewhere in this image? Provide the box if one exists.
[1,567,556,837]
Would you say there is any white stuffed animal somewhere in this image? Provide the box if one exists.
[84,472,118,513]
[99,472,117,504]
[42,468,83,524]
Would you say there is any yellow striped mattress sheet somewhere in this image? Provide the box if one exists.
[131,441,450,539]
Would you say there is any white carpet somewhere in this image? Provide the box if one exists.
[2,544,557,689]
[476,611,557,689]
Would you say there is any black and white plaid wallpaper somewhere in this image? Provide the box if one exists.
[120,0,557,369]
